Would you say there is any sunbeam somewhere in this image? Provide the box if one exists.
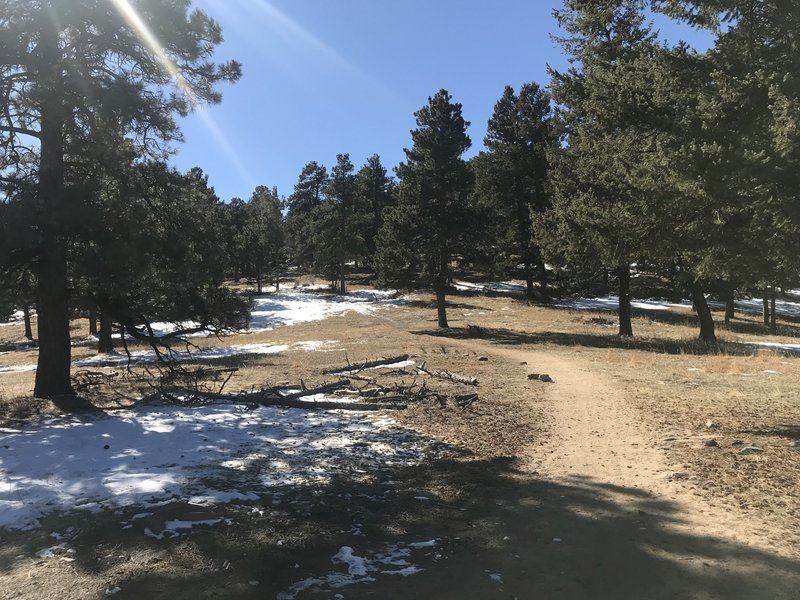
[109,0,255,188]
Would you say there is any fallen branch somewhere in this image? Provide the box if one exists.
[417,363,478,386]
[324,354,411,374]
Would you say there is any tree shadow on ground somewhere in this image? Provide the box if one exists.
[412,324,765,356]
[739,425,800,441]
[6,455,798,599]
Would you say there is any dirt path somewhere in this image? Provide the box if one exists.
[384,337,800,599]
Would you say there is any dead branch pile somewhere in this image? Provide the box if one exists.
[145,354,480,412]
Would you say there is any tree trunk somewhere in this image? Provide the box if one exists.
[33,32,74,401]
[256,269,263,294]
[538,259,549,300]
[724,288,735,325]
[770,288,777,334]
[434,285,449,328]
[617,264,633,337]
[689,282,716,343]
[23,307,33,341]
[524,260,534,298]
[98,312,114,354]
[763,290,770,326]
[88,306,98,336]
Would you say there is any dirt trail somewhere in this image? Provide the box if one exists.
[412,337,800,599]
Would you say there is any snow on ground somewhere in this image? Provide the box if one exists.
[745,341,800,355]
[0,340,339,374]
[277,540,438,599]
[554,296,693,312]
[0,310,27,327]
[0,403,439,531]
[452,280,528,295]
[248,288,401,332]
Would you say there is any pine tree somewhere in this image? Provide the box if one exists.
[354,154,395,266]
[0,0,241,401]
[313,154,358,293]
[376,89,473,328]
[243,186,286,293]
[286,161,328,269]
[473,83,554,297]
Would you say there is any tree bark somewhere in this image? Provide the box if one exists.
[689,282,717,343]
[33,27,74,400]
[770,288,777,334]
[23,306,33,341]
[98,312,114,353]
[724,288,735,325]
[763,290,770,326]
[434,285,449,328]
[434,250,449,328]
[617,264,633,337]
[88,306,98,336]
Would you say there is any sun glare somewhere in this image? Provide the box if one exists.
[109,0,255,187]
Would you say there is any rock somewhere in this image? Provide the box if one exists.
[103,444,110,450]
[790,441,798,448]
[731,439,744,446]
[738,446,765,455]
[538,374,553,383]
[478,356,489,362]
[705,420,716,429]
[703,438,718,447]
[519,361,527,365]
[527,373,540,380]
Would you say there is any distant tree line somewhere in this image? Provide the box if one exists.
[2,0,799,404]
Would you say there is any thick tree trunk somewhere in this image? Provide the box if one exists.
[98,312,114,354]
[763,290,770,326]
[617,264,633,337]
[33,36,74,400]
[88,306,98,336]
[689,283,717,343]
[770,288,777,334]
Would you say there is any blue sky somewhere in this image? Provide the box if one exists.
[171,1,712,202]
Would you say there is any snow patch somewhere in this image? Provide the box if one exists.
[0,404,438,531]
[277,540,437,599]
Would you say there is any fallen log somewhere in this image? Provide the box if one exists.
[324,354,411,374]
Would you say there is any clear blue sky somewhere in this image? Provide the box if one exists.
[170,1,712,202]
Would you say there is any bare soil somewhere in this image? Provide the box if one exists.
[1,285,799,598]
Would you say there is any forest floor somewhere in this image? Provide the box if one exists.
[1,278,799,599]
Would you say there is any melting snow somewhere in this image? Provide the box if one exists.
[0,404,437,531]
[453,280,527,295]
[278,540,437,599]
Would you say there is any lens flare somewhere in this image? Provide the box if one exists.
[109,0,255,187]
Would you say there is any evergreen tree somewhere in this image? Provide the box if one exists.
[286,161,327,269]
[354,154,395,266]
[540,0,658,337]
[375,89,473,328]
[473,83,554,297]
[0,0,241,401]
[243,186,286,293]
